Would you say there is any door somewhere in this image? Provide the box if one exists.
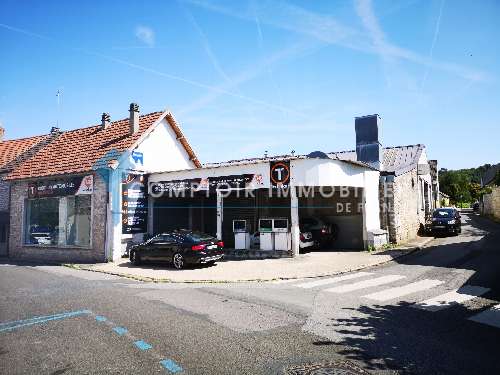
[147,234,177,262]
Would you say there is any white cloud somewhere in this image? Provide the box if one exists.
[185,0,488,82]
[135,25,155,47]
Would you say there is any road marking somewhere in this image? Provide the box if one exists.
[294,272,373,289]
[468,304,500,328]
[414,285,490,312]
[112,327,128,336]
[134,340,153,351]
[95,316,107,322]
[160,359,183,373]
[324,275,406,293]
[363,279,444,301]
[0,310,91,333]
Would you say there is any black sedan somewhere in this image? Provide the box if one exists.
[129,230,224,269]
[431,208,462,236]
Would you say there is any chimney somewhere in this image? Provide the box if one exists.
[355,114,382,170]
[129,103,139,134]
[0,126,4,141]
[101,113,111,129]
[50,126,61,134]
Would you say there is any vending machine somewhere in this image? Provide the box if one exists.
[258,219,274,251]
[233,219,250,250]
[273,218,291,251]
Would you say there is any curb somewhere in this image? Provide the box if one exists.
[63,237,434,284]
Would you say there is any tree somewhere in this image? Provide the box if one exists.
[495,170,500,187]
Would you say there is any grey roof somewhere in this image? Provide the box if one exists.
[482,163,500,186]
[203,144,424,176]
[203,153,374,170]
[328,144,425,176]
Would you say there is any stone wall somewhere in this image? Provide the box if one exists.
[382,169,424,244]
[8,173,107,263]
[0,177,10,212]
[483,186,500,220]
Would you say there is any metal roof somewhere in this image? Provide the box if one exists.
[203,144,424,176]
[328,144,425,176]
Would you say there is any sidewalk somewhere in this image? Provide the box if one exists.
[66,236,434,283]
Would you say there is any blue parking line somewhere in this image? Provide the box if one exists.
[112,327,128,336]
[95,316,107,322]
[134,340,152,351]
[0,310,91,333]
[160,359,183,373]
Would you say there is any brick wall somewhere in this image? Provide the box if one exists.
[381,169,424,244]
[483,186,500,220]
[8,173,107,263]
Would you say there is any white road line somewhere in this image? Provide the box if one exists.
[468,304,500,329]
[414,285,490,312]
[324,275,406,294]
[294,272,373,289]
[363,279,444,301]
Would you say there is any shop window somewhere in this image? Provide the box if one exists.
[25,196,91,248]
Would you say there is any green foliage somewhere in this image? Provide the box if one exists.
[439,164,495,204]
[495,170,500,187]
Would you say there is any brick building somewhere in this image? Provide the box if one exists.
[0,128,57,257]
[5,104,199,263]
[482,164,500,221]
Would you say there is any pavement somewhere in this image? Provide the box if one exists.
[1,212,500,374]
[66,236,434,283]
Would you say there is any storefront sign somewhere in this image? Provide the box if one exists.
[270,160,290,188]
[28,175,94,198]
[122,173,148,234]
[150,174,256,194]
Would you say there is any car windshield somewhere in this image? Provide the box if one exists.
[433,209,454,218]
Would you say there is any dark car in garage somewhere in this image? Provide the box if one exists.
[431,208,462,236]
[299,217,338,249]
[129,230,224,269]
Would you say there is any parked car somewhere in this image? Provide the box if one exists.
[472,202,480,212]
[431,208,462,236]
[129,230,224,269]
[299,217,337,249]
[249,230,316,250]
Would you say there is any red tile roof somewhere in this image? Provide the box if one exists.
[6,110,200,180]
[0,134,50,172]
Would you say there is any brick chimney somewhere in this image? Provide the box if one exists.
[355,114,382,170]
[129,103,139,134]
[0,126,4,141]
[101,112,111,129]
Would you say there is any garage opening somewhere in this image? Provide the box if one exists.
[221,189,291,248]
[153,192,217,237]
[298,186,364,250]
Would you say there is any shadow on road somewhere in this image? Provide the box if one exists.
[327,214,500,374]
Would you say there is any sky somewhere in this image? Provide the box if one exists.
[0,0,499,170]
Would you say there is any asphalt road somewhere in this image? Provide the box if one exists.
[1,212,499,374]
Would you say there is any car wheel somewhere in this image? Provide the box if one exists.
[172,253,185,270]
[130,251,141,266]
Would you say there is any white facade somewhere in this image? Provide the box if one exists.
[107,117,197,261]
[148,157,382,256]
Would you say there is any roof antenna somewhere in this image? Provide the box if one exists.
[264,150,268,158]
[291,150,296,156]
[56,89,62,128]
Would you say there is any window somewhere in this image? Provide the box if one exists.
[25,196,91,247]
